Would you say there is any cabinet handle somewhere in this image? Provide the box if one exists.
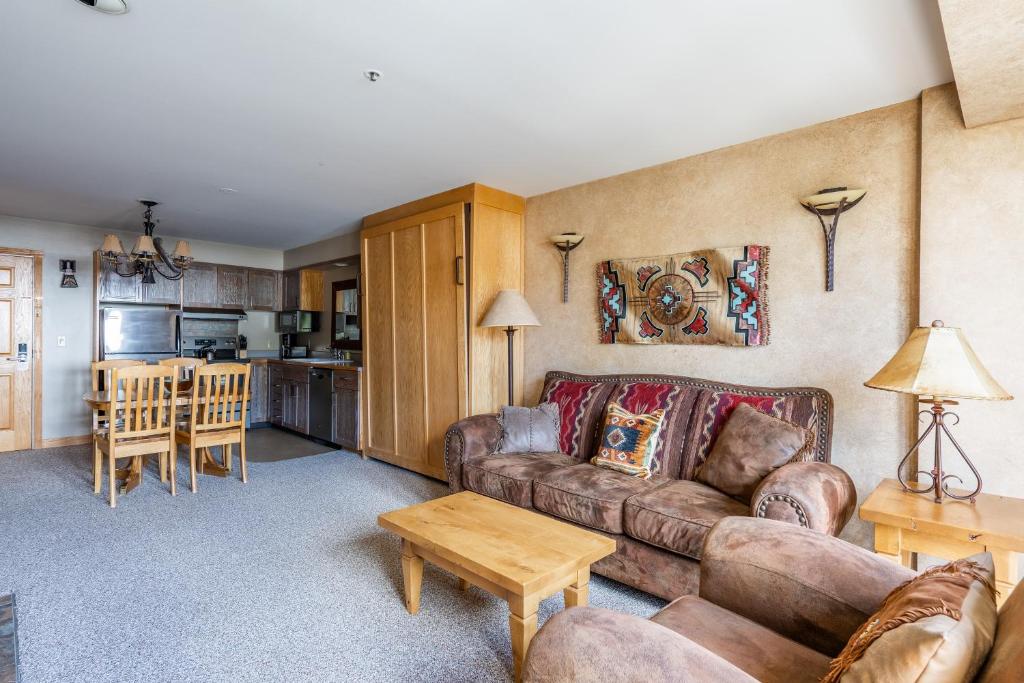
[455,256,464,285]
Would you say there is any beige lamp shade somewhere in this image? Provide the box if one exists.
[549,232,584,246]
[865,321,1012,401]
[101,234,125,255]
[132,235,156,255]
[480,290,540,328]
[799,187,866,211]
[172,240,192,259]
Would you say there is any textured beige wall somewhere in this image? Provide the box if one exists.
[920,84,1024,498]
[523,101,921,546]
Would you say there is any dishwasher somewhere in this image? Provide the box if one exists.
[308,367,334,442]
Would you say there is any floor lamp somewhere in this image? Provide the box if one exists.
[480,290,541,406]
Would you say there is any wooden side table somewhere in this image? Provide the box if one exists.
[861,479,1024,606]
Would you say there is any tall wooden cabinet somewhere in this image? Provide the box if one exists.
[360,184,525,481]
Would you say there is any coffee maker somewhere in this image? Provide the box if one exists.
[279,333,307,358]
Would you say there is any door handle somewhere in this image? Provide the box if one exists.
[455,256,465,285]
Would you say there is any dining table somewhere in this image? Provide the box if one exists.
[82,381,243,495]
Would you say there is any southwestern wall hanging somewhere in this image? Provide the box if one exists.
[598,245,770,346]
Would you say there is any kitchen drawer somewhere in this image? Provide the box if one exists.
[332,371,359,391]
[283,365,309,383]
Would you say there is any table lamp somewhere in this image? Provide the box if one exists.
[865,320,1012,503]
[480,290,541,406]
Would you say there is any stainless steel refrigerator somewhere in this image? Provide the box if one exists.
[100,307,181,363]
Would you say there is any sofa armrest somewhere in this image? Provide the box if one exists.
[750,461,856,536]
[443,414,501,493]
[523,607,757,683]
[699,517,914,656]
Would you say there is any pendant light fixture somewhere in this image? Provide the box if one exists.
[100,201,193,283]
[76,0,129,15]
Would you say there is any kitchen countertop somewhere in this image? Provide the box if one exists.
[248,357,362,372]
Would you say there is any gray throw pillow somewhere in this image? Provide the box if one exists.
[496,402,561,454]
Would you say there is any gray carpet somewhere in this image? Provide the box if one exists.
[0,437,664,682]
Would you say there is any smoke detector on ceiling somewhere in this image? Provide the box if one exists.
[76,0,129,14]
[363,70,382,82]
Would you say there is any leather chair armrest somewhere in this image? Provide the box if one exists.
[443,414,500,493]
[524,607,757,683]
[699,517,915,656]
[750,461,857,536]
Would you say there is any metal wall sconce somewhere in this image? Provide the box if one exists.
[550,232,584,303]
[59,259,78,288]
[799,187,866,292]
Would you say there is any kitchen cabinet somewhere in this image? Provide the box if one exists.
[247,269,280,311]
[97,258,141,302]
[282,269,324,311]
[249,362,269,423]
[217,266,248,308]
[282,271,300,310]
[332,371,360,451]
[184,262,218,307]
[269,364,309,434]
[360,183,524,481]
[142,271,181,304]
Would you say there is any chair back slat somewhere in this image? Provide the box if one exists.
[108,365,177,439]
[158,357,206,384]
[188,363,250,432]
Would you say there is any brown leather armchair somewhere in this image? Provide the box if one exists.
[523,517,1023,683]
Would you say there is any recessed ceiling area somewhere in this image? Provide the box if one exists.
[0,1,952,249]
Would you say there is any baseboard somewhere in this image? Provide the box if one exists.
[39,434,91,449]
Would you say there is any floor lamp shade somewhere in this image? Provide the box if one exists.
[481,290,540,406]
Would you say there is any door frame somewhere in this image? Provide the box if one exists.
[0,247,43,450]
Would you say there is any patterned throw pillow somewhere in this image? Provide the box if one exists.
[591,402,666,479]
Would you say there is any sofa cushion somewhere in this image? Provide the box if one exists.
[462,451,574,508]
[533,463,662,534]
[591,401,666,478]
[603,381,703,477]
[624,479,748,560]
[696,403,811,502]
[977,576,1024,682]
[496,402,561,454]
[538,376,615,461]
[652,595,830,683]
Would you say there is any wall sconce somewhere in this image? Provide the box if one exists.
[59,259,78,288]
[550,232,585,303]
[799,187,866,292]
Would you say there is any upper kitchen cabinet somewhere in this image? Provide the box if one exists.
[97,255,141,302]
[142,270,182,304]
[216,266,248,308]
[247,269,280,311]
[184,262,218,307]
[282,269,324,311]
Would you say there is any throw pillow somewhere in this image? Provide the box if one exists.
[496,403,561,454]
[591,402,666,479]
[823,553,998,683]
[696,402,810,502]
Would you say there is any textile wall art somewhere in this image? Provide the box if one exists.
[597,245,770,346]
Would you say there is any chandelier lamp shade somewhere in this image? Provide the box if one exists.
[100,200,193,283]
[480,289,541,406]
[865,320,1012,503]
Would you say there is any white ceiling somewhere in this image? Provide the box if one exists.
[0,1,952,249]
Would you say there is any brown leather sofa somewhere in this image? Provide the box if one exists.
[523,517,1022,683]
[444,371,857,600]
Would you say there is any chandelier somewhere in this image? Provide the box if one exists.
[100,200,193,283]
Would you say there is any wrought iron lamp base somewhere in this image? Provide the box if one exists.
[898,399,982,504]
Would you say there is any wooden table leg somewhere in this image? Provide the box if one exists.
[874,524,912,566]
[564,567,589,608]
[509,595,539,683]
[198,447,229,478]
[457,577,469,591]
[990,548,1020,608]
[117,457,143,495]
[401,539,423,615]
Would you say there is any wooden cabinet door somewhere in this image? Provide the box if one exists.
[294,381,309,434]
[249,363,268,422]
[269,367,284,426]
[142,271,182,304]
[361,203,466,480]
[97,258,141,302]
[217,266,248,308]
[248,269,279,311]
[0,255,34,451]
[332,388,359,450]
[184,263,218,307]
[282,271,300,310]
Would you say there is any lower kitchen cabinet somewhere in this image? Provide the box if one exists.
[249,362,269,423]
[268,364,309,434]
[332,372,360,451]
[266,362,360,448]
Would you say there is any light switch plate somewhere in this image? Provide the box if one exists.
[57,336,66,347]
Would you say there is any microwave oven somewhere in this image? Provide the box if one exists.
[276,310,319,334]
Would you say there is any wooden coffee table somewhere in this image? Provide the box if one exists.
[378,491,616,681]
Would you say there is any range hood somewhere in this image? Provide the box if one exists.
[182,307,247,320]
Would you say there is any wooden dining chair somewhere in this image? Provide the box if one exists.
[90,359,144,493]
[94,364,179,507]
[176,363,251,493]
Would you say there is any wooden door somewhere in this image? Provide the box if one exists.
[0,255,34,451]
[142,271,182,304]
[217,266,248,308]
[249,363,268,422]
[97,257,141,302]
[282,271,300,310]
[360,203,467,480]
[247,269,279,311]
[184,263,218,307]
